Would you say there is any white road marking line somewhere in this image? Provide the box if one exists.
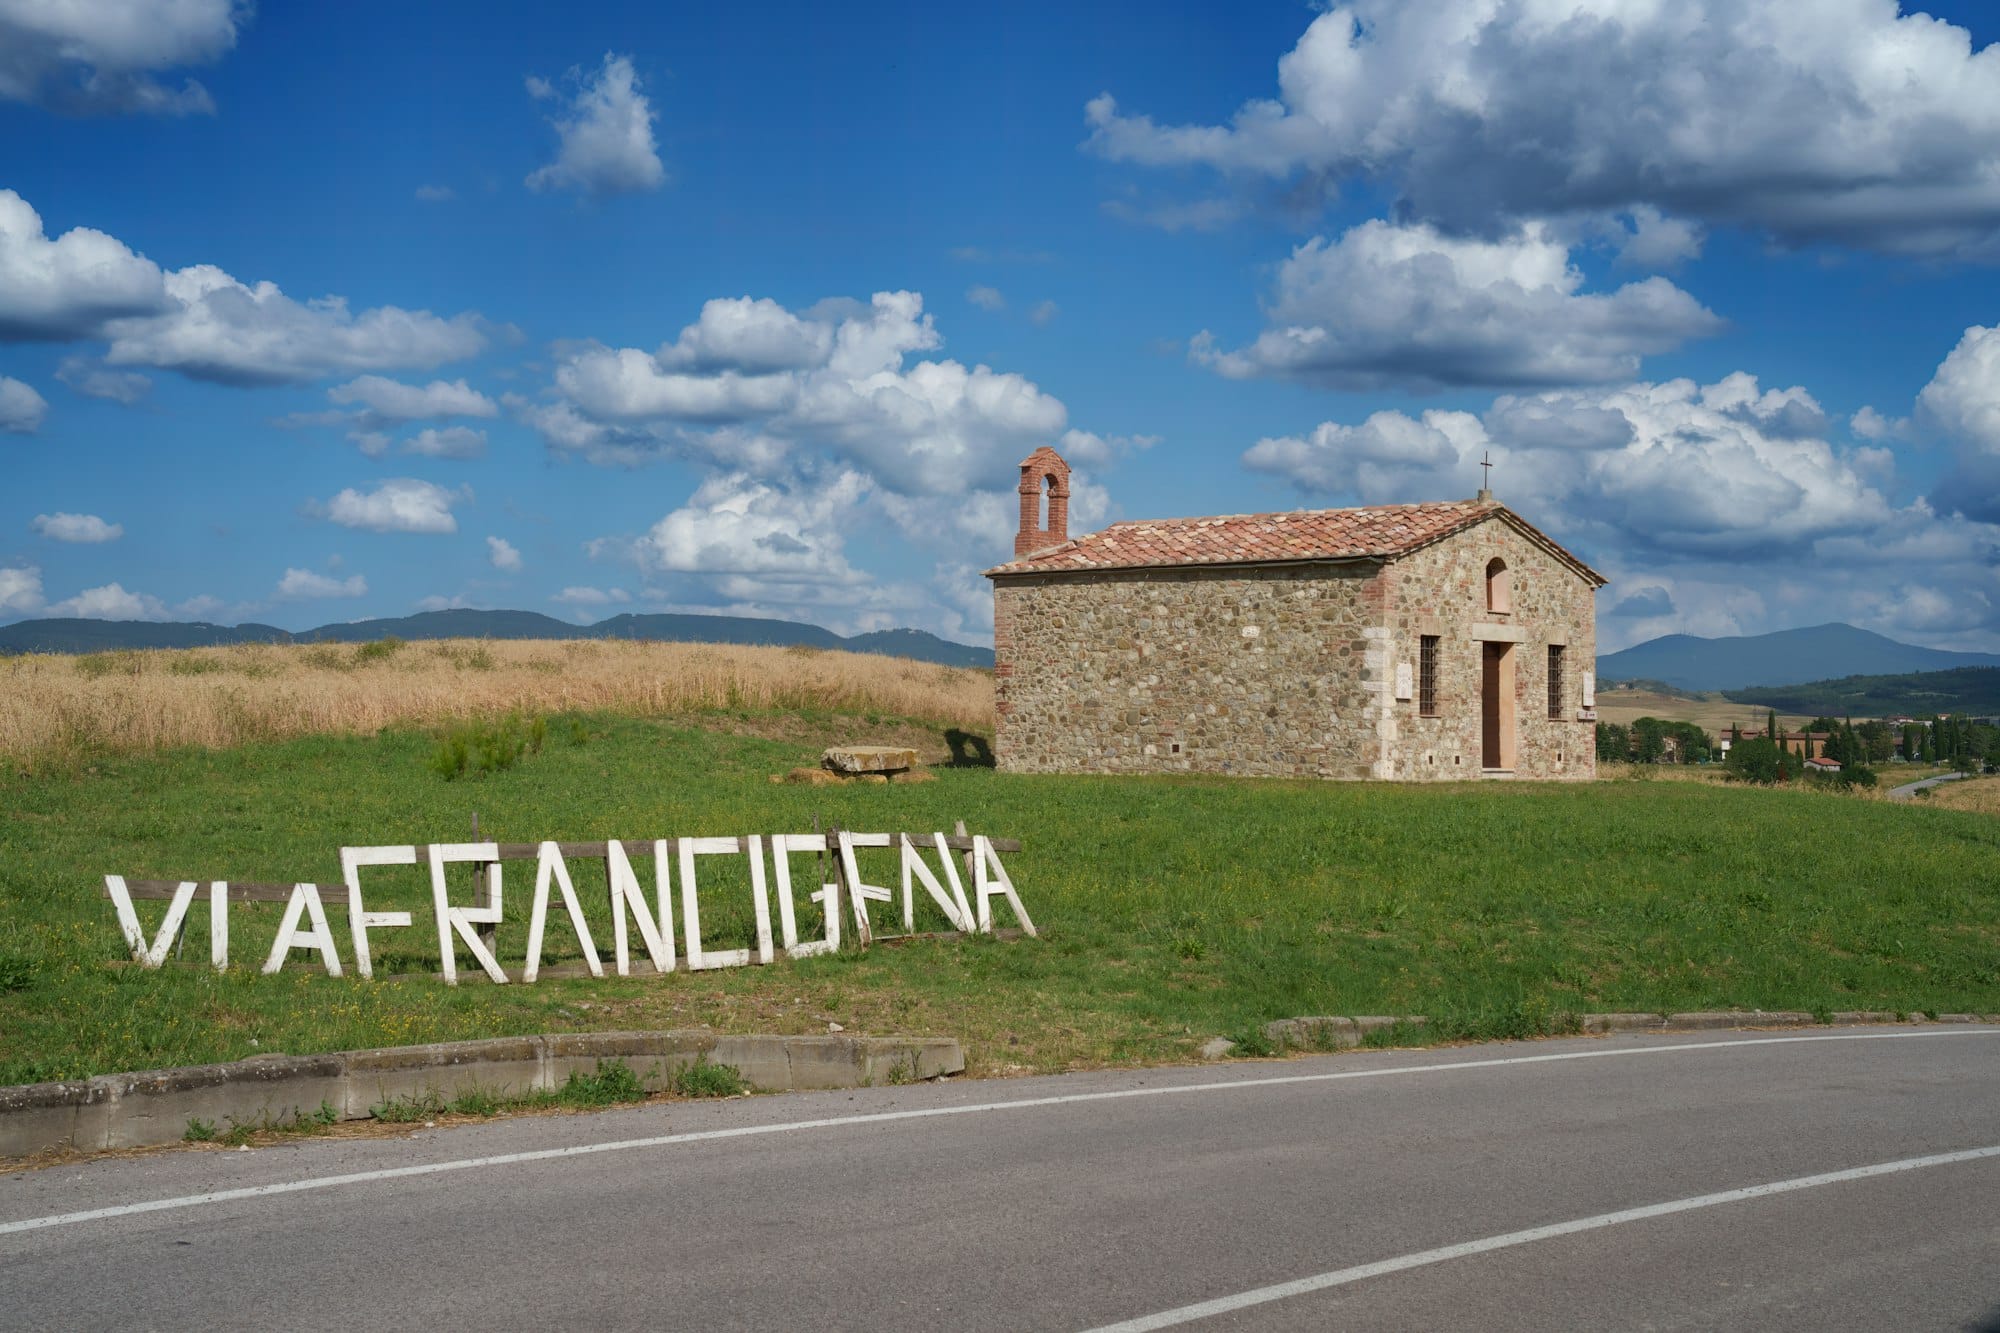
[1,1028,1993,1239]
[1084,1142,2000,1332]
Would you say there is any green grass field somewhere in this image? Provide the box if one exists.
[3,708,1998,1086]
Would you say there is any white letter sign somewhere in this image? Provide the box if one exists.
[342,845,416,980]
[770,834,839,959]
[263,883,343,976]
[103,827,1028,981]
[899,835,972,934]
[427,842,507,986]
[606,839,675,976]
[524,842,604,983]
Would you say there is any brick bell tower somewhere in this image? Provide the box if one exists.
[1014,445,1070,558]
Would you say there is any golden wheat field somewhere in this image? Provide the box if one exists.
[0,638,996,765]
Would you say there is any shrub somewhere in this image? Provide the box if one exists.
[165,656,222,676]
[429,732,470,781]
[556,1059,648,1107]
[671,1057,746,1099]
[428,712,545,781]
[73,652,141,679]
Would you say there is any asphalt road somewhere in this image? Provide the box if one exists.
[1890,772,1971,799]
[2,1027,1997,1331]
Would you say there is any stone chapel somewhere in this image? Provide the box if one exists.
[984,446,1606,781]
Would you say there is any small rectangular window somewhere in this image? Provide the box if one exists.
[1547,644,1565,719]
[1419,635,1440,717]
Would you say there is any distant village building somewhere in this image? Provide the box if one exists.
[1781,731,1832,760]
[1805,756,1843,774]
[1723,729,1832,760]
[984,447,1607,781]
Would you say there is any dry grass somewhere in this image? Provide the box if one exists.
[1593,688,1812,736]
[1597,762,1732,784]
[0,638,995,766]
[1924,776,2000,816]
[1598,760,1914,802]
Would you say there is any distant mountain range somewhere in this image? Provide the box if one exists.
[1597,623,2000,693]
[0,608,994,668]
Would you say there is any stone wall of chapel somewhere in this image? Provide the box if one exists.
[992,563,1388,778]
[989,514,1599,781]
[1384,517,1599,782]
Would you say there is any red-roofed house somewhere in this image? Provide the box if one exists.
[984,447,1607,780]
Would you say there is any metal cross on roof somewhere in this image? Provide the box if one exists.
[1480,451,1493,489]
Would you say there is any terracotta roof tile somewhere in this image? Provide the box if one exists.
[988,500,1505,575]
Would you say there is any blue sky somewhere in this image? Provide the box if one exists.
[7,1,2000,652]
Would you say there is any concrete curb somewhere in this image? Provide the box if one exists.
[0,1030,963,1159]
[1259,1010,1991,1051]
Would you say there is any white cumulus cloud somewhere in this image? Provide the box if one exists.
[1917,324,2000,522]
[105,263,488,386]
[1248,362,2000,648]
[0,189,167,341]
[0,190,490,383]
[0,0,245,116]
[1248,373,1898,559]
[525,53,666,198]
[654,296,834,374]
[47,582,168,620]
[1194,220,1722,391]
[319,478,464,534]
[1085,0,2000,258]
[55,355,149,404]
[0,375,46,432]
[328,376,497,421]
[0,564,43,614]
[1851,406,1913,443]
[276,568,367,599]
[517,289,1076,495]
[404,425,486,458]
[628,470,869,584]
[556,346,799,422]
[486,535,523,571]
[32,512,121,542]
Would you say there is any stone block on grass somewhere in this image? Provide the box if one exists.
[822,745,919,775]
[775,767,845,786]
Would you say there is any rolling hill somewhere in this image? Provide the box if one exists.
[1730,667,2000,718]
[0,609,994,668]
[1596,623,2000,693]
